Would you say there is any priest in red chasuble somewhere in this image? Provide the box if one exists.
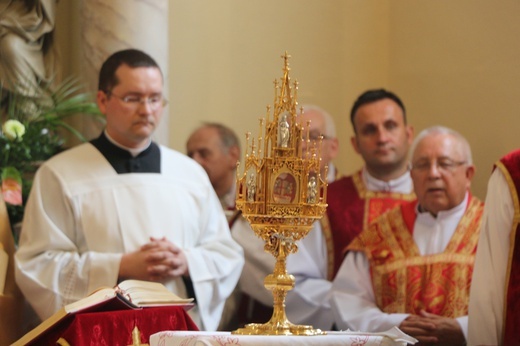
[332,126,483,346]
[468,149,520,345]
[286,90,415,330]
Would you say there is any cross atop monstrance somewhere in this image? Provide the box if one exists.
[233,52,328,336]
[281,51,291,69]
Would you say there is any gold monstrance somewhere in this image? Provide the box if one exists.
[233,52,328,336]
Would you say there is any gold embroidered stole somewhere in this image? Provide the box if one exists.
[322,170,415,280]
[348,198,483,317]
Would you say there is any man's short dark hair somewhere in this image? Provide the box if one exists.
[98,49,161,92]
[350,89,406,132]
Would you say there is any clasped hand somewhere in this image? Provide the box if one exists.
[119,237,189,282]
[399,310,466,346]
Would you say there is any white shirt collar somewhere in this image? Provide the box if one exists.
[416,191,468,220]
[362,167,413,194]
[327,162,337,183]
[414,192,469,255]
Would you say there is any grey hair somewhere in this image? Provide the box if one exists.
[410,125,473,165]
[200,122,241,154]
[298,104,337,138]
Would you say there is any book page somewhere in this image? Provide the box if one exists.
[12,281,194,345]
[64,287,117,313]
[13,287,125,346]
[117,280,194,306]
[0,244,7,295]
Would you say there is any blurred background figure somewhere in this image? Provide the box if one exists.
[285,104,342,329]
[187,120,274,330]
[187,122,241,221]
[297,104,340,182]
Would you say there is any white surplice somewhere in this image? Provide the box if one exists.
[231,217,275,307]
[14,143,244,331]
[468,169,512,345]
[285,168,412,330]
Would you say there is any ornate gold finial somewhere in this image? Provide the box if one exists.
[281,51,291,71]
[233,52,327,336]
[56,338,72,346]
[128,326,149,346]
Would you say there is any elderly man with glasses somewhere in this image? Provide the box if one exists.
[15,49,244,332]
[331,126,483,345]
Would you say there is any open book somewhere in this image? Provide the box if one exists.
[67,279,193,311]
[13,279,194,346]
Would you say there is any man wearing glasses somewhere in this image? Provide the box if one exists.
[297,104,340,182]
[331,126,483,345]
[282,104,340,328]
[15,49,244,332]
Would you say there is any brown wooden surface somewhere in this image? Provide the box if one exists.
[0,193,25,345]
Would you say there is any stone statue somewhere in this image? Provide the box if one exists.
[0,0,57,97]
[307,176,317,204]
[247,173,256,202]
[278,113,290,148]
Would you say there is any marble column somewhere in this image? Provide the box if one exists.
[79,0,170,144]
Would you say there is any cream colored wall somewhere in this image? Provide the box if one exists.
[170,1,368,160]
[387,0,520,199]
[168,0,391,185]
[55,0,520,199]
[169,0,520,199]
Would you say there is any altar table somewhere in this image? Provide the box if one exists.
[150,328,417,346]
[16,306,199,346]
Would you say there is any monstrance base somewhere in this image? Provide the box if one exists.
[232,320,326,336]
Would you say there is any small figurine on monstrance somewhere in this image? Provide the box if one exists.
[233,52,328,336]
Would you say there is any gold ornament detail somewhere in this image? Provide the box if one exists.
[233,52,328,336]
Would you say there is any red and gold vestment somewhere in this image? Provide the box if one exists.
[323,170,415,279]
[347,197,483,317]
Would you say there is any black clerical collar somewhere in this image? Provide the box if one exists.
[90,132,161,174]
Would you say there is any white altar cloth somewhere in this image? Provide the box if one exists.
[150,328,417,346]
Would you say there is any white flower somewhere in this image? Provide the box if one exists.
[2,120,25,141]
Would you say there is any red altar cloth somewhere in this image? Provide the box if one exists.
[23,306,198,346]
